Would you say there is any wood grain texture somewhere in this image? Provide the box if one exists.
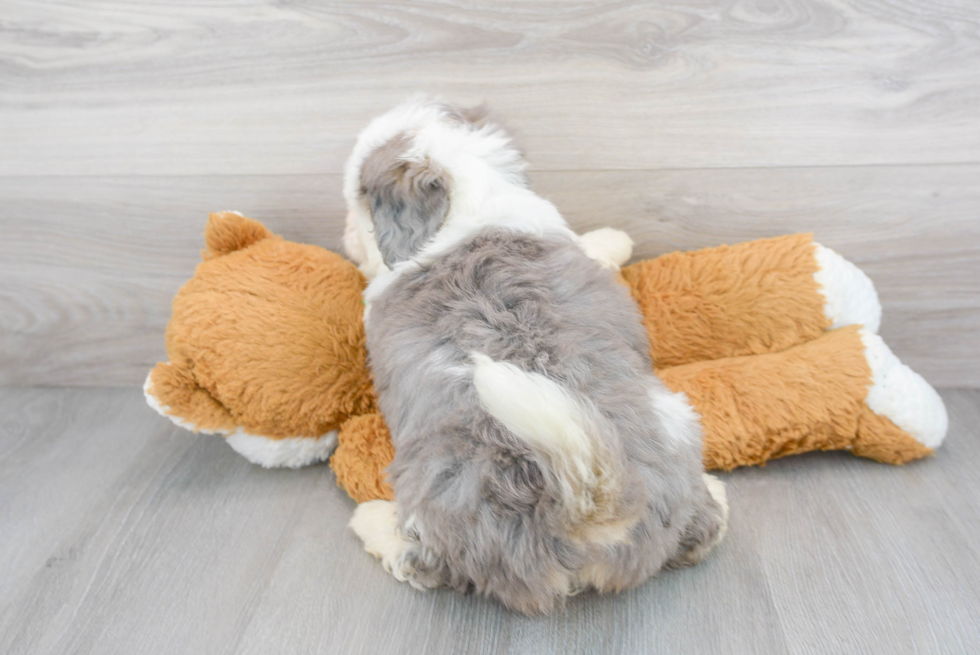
[2,167,977,387]
[2,0,980,175]
[1,387,978,654]
[2,2,977,651]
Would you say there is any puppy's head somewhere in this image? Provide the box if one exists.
[342,95,527,277]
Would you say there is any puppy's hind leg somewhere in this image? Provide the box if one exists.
[349,500,417,583]
[349,500,444,590]
[668,474,729,568]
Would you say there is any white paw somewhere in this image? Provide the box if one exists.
[813,244,882,333]
[578,228,634,269]
[703,473,729,546]
[349,500,416,583]
[860,328,948,449]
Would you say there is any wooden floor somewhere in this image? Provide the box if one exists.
[0,387,978,654]
[3,2,979,653]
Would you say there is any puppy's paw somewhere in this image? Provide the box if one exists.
[703,473,729,546]
[579,228,633,269]
[349,500,416,582]
[668,474,730,569]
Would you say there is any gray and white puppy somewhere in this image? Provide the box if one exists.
[344,96,728,615]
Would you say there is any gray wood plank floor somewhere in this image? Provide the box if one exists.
[1,387,978,655]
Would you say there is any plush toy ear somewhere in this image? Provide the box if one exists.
[144,361,239,435]
[203,211,275,259]
[360,142,450,267]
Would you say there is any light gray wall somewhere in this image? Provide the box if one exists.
[2,0,978,387]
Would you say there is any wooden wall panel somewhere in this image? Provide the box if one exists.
[2,166,976,387]
[3,1,980,175]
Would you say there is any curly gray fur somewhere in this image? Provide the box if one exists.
[364,228,726,614]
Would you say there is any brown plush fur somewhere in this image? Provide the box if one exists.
[148,212,377,439]
[148,214,933,502]
[622,233,830,367]
[333,413,395,502]
[658,326,931,469]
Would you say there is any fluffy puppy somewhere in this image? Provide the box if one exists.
[344,96,728,614]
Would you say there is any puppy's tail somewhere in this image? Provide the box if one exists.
[471,353,634,543]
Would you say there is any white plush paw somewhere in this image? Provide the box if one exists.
[813,244,882,333]
[349,500,416,583]
[225,430,338,468]
[860,328,948,449]
[578,228,634,269]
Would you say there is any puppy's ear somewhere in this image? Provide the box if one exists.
[360,135,450,267]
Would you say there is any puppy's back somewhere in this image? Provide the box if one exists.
[366,228,706,613]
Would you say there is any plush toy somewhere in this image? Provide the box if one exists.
[145,213,947,503]
[143,212,376,468]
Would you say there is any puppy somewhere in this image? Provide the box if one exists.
[344,96,728,614]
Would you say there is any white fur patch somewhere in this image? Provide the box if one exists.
[648,387,701,448]
[342,209,369,268]
[859,328,948,449]
[343,94,579,281]
[813,244,882,333]
[362,258,423,324]
[471,352,593,468]
[143,370,338,468]
[471,352,618,523]
[702,473,729,550]
[349,500,417,584]
[346,200,390,281]
[224,430,338,469]
[578,227,634,270]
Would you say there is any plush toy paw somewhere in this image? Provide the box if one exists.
[144,369,340,468]
[223,431,338,468]
[856,328,948,455]
[578,227,634,269]
[144,211,377,469]
[814,244,882,333]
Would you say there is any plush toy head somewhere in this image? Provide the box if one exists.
[144,212,377,468]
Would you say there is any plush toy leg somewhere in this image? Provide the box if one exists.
[144,363,240,434]
[331,414,395,502]
[658,326,946,469]
[622,234,881,367]
[854,328,947,458]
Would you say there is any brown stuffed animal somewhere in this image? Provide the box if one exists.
[144,212,376,468]
[145,213,947,502]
